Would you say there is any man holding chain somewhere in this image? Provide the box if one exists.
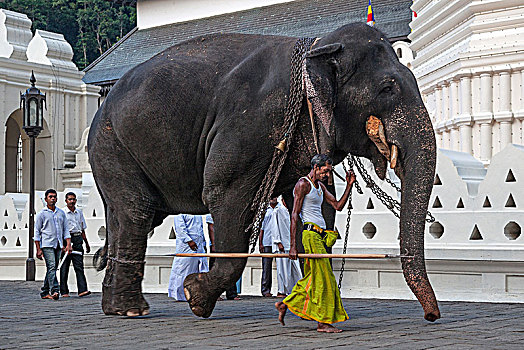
[275,154,355,333]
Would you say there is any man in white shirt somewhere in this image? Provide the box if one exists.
[34,189,72,300]
[60,192,91,298]
[168,214,209,301]
[259,197,278,297]
[269,199,302,297]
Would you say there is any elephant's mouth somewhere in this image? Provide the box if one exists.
[366,116,404,182]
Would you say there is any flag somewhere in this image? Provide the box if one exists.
[411,1,417,32]
[367,0,375,27]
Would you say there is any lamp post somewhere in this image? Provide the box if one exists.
[20,71,46,281]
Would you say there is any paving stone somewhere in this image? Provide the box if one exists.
[1,281,524,349]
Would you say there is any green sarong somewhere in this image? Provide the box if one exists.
[283,226,349,324]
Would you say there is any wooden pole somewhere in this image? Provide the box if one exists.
[170,253,411,259]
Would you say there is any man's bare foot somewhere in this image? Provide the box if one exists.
[275,301,287,326]
[317,322,342,333]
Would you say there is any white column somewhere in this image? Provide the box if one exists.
[436,132,443,148]
[476,73,494,162]
[439,83,451,150]
[442,128,450,149]
[499,121,512,147]
[515,69,524,144]
[480,123,492,161]
[442,83,450,122]
[64,93,71,147]
[0,77,6,194]
[451,79,459,120]
[457,75,473,154]
[498,72,511,113]
[495,72,513,148]
[459,124,472,153]
[460,75,472,116]
[450,79,460,150]
[450,127,460,151]
[480,73,493,115]
[435,85,442,122]
[433,85,444,148]
[74,95,81,146]
[1,123,6,194]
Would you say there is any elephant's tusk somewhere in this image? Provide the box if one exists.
[390,145,398,169]
[366,116,390,160]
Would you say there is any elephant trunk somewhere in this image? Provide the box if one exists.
[395,106,440,322]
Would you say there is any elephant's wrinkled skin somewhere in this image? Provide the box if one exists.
[88,23,440,321]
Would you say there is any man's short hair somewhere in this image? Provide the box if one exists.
[45,189,57,199]
[311,154,333,169]
[65,192,76,200]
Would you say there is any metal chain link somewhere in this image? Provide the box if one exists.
[384,175,402,193]
[337,154,435,289]
[337,158,354,290]
[247,37,317,253]
[347,156,435,223]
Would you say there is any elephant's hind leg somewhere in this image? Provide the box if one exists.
[101,209,152,316]
[91,132,161,317]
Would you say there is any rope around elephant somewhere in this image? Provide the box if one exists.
[247,37,317,252]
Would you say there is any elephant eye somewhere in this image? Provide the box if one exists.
[381,86,393,94]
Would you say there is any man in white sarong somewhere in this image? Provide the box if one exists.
[168,214,209,301]
[269,199,302,297]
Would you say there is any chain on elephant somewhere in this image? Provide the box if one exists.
[337,154,436,289]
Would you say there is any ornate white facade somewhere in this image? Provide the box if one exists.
[410,0,524,164]
[0,9,100,194]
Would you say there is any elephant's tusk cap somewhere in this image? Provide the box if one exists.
[390,145,398,169]
[366,115,391,160]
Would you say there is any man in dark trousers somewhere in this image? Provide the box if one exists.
[60,192,91,297]
[259,197,278,297]
[35,189,72,300]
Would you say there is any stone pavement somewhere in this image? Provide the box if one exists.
[1,281,523,349]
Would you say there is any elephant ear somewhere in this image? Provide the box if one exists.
[303,43,343,136]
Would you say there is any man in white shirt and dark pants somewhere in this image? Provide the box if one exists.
[35,189,72,300]
[259,197,278,297]
[60,192,91,297]
[269,198,302,297]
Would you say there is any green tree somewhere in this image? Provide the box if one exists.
[0,0,135,69]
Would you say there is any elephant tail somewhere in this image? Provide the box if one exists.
[93,241,108,272]
[93,185,109,272]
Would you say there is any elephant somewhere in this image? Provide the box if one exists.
[88,22,440,322]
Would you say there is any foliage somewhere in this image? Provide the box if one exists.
[0,0,136,69]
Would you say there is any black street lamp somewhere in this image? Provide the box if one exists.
[20,71,46,281]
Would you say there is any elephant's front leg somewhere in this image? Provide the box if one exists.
[183,191,253,318]
[184,257,247,317]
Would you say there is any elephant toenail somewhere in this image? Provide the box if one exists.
[126,309,140,317]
